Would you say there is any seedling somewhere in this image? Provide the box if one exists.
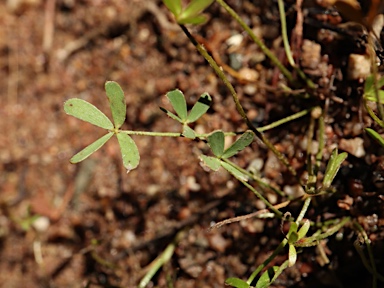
[64,81,140,172]
[160,89,212,139]
[65,82,213,172]
[62,0,384,286]
[163,0,214,24]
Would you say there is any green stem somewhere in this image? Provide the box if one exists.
[247,238,288,284]
[119,130,236,138]
[179,24,297,176]
[223,158,286,198]
[315,111,325,175]
[235,177,283,217]
[305,111,317,194]
[368,35,384,120]
[120,130,181,137]
[138,230,184,288]
[215,0,294,84]
[296,196,311,224]
[353,221,381,286]
[277,0,294,66]
[257,108,311,132]
[277,0,316,89]
[364,99,384,128]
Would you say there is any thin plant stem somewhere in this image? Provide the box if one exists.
[296,196,311,224]
[222,159,283,216]
[353,221,381,286]
[305,111,317,194]
[120,130,181,137]
[119,130,236,138]
[215,0,295,84]
[277,0,294,66]
[138,230,185,288]
[364,99,384,128]
[91,251,117,269]
[257,108,311,132]
[247,238,288,284]
[239,177,283,217]
[314,111,325,175]
[179,24,297,176]
[368,35,384,120]
[223,158,286,198]
[277,0,316,89]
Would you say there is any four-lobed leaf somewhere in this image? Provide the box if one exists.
[66,81,140,171]
[162,90,212,136]
[201,130,254,181]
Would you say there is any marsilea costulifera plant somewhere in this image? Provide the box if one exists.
[64,80,353,288]
[63,0,384,286]
[64,81,255,177]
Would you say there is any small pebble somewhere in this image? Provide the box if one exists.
[339,137,365,158]
[347,54,371,80]
[32,216,50,233]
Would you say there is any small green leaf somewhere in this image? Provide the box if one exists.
[105,81,126,129]
[363,75,384,102]
[182,125,196,139]
[364,90,384,103]
[323,149,348,189]
[178,15,209,25]
[207,130,225,157]
[178,0,214,22]
[64,99,113,130]
[70,132,114,163]
[255,266,279,288]
[225,277,249,288]
[221,161,248,181]
[186,92,212,123]
[166,89,188,121]
[288,231,299,243]
[222,131,254,159]
[287,222,298,237]
[297,220,310,240]
[364,74,374,92]
[163,0,182,16]
[160,107,182,123]
[364,75,384,94]
[116,133,140,172]
[288,244,297,267]
[365,128,384,148]
[200,155,221,171]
